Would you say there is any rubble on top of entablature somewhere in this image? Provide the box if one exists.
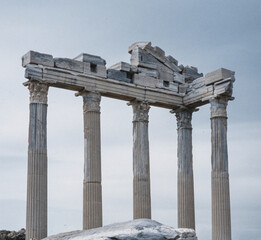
[73,53,107,78]
[107,42,204,95]
[182,66,203,83]
[22,50,107,78]
[129,42,181,73]
[22,44,235,104]
[184,68,235,106]
[107,61,138,83]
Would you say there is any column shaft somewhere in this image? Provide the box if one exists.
[175,110,195,229]
[130,101,151,219]
[82,92,102,229]
[210,98,231,240]
[26,82,49,240]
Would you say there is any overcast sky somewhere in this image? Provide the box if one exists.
[0,1,260,240]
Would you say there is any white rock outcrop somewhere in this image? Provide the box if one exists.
[44,219,197,240]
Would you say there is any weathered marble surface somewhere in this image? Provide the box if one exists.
[22,51,54,67]
[107,69,132,83]
[205,68,233,85]
[74,53,106,66]
[75,53,106,78]
[25,81,49,240]
[23,43,234,111]
[81,91,102,230]
[54,58,84,73]
[175,109,195,230]
[129,101,151,219]
[210,98,231,240]
[24,64,183,109]
[43,219,197,240]
[22,42,235,240]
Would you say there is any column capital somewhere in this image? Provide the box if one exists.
[173,108,197,129]
[210,97,228,119]
[128,100,150,122]
[25,81,49,104]
[80,91,101,113]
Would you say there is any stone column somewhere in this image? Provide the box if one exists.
[25,81,49,240]
[175,109,195,230]
[81,91,102,229]
[129,101,151,219]
[210,97,231,240]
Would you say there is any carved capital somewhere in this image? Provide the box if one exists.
[175,110,193,129]
[129,101,150,122]
[81,91,101,113]
[210,97,228,118]
[27,81,49,103]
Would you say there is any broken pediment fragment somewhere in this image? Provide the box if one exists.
[128,41,151,53]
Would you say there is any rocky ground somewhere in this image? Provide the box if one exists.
[0,220,198,240]
[44,219,197,240]
[0,229,25,240]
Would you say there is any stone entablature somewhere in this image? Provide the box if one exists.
[22,42,234,110]
[22,42,235,240]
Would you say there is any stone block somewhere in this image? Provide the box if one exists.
[74,53,106,66]
[166,55,178,66]
[156,81,178,92]
[22,51,54,67]
[179,64,184,71]
[25,64,43,80]
[179,84,189,94]
[130,47,158,69]
[205,68,233,85]
[183,66,203,82]
[158,63,174,81]
[138,67,159,78]
[190,66,198,72]
[164,60,182,73]
[109,62,131,72]
[174,72,185,84]
[143,44,166,64]
[154,46,165,57]
[213,79,233,96]
[133,74,159,88]
[128,41,151,54]
[158,63,174,74]
[191,76,205,89]
[54,58,84,73]
[107,69,131,83]
[83,62,106,78]
[130,65,138,73]
[159,70,174,82]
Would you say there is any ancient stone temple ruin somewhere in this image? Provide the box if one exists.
[22,42,235,240]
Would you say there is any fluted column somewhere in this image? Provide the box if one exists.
[25,81,49,240]
[129,100,151,219]
[210,97,231,240]
[81,91,102,229]
[175,109,195,229]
